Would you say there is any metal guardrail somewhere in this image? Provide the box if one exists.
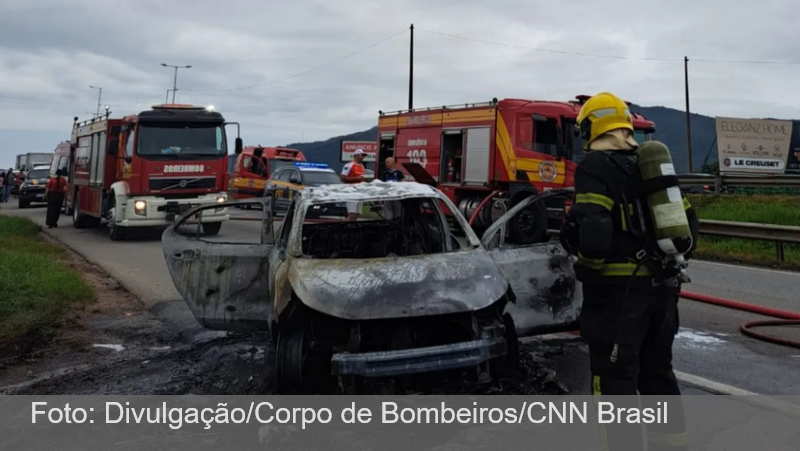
[679,174,800,189]
[699,219,800,261]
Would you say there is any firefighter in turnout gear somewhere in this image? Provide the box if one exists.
[561,92,699,451]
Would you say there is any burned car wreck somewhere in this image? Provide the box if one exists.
[162,181,580,393]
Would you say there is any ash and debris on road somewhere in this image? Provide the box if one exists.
[0,236,576,395]
[1,322,575,395]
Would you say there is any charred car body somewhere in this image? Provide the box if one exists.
[162,181,580,393]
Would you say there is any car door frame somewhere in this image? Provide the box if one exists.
[160,196,276,332]
[480,188,583,338]
[269,168,293,213]
[268,197,301,325]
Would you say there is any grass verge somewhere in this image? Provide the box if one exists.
[687,194,800,270]
[0,215,94,352]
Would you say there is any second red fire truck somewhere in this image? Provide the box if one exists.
[66,104,242,241]
[375,95,656,243]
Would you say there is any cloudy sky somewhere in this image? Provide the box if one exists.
[1,0,797,167]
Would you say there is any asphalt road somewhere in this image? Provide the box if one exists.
[3,202,799,395]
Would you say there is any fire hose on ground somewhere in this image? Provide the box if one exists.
[679,290,800,349]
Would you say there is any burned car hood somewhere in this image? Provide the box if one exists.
[288,250,509,320]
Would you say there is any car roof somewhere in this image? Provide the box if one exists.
[299,180,439,205]
[295,167,335,173]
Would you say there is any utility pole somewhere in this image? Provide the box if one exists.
[165,89,171,103]
[161,63,192,104]
[408,24,414,110]
[684,56,693,173]
[89,85,102,117]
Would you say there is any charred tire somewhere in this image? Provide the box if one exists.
[502,313,520,370]
[202,222,222,236]
[107,194,127,241]
[275,321,313,394]
[509,196,547,244]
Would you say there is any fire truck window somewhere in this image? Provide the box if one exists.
[136,124,225,156]
[518,116,534,151]
[533,119,559,157]
[250,157,267,177]
[96,131,107,181]
[216,127,224,151]
[125,130,135,157]
[441,133,464,184]
[90,133,101,184]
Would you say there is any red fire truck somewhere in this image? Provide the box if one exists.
[67,104,242,241]
[375,96,656,243]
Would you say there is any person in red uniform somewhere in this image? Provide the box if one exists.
[340,149,366,221]
[44,169,68,228]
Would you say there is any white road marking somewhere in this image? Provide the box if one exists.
[675,370,800,419]
[693,259,800,278]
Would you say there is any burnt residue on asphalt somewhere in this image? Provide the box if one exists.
[1,328,572,395]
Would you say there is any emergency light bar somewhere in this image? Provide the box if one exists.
[151,104,206,110]
[294,162,329,168]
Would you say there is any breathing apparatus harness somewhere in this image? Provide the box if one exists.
[604,151,692,363]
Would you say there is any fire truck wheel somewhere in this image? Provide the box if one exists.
[72,193,88,229]
[107,195,127,241]
[509,199,546,245]
[202,222,222,236]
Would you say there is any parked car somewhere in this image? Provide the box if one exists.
[161,182,580,393]
[17,165,51,208]
[264,162,344,215]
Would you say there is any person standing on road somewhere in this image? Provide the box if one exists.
[340,149,366,221]
[0,172,5,205]
[2,168,12,203]
[561,92,697,451]
[44,169,68,229]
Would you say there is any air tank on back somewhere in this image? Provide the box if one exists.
[636,141,693,264]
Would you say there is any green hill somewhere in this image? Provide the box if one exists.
[230,104,717,174]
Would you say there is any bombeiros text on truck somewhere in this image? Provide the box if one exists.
[375,96,656,244]
[66,104,243,241]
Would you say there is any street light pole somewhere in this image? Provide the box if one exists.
[408,23,414,110]
[684,56,693,173]
[161,63,192,104]
[89,85,103,117]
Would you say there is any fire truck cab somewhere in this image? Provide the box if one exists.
[376,96,656,244]
[231,146,306,200]
[68,104,242,241]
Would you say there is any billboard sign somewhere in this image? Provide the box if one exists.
[340,141,378,163]
[716,116,800,174]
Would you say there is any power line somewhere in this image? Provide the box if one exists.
[183,28,409,93]
[95,28,408,109]
[416,28,800,65]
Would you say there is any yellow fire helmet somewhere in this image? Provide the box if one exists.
[576,92,634,149]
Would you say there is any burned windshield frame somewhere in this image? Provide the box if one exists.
[136,123,226,159]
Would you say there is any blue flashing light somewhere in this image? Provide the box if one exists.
[294,162,329,168]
